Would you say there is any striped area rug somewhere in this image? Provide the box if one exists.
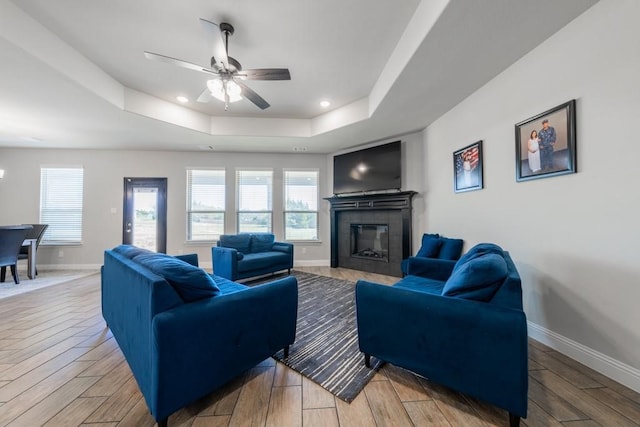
[271,271,383,402]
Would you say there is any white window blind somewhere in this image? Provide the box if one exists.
[187,169,225,241]
[237,169,273,233]
[39,167,84,244]
[284,170,319,240]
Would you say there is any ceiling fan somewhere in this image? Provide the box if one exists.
[144,19,291,110]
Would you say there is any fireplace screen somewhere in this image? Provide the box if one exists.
[350,224,389,262]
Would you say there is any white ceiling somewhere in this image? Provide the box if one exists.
[0,0,597,154]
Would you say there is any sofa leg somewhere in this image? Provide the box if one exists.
[287,268,291,275]
[10,265,20,284]
[157,418,168,427]
[283,345,289,359]
[509,413,520,427]
[364,354,371,368]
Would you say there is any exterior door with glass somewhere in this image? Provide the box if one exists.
[122,178,167,253]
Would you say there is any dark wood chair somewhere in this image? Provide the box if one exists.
[18,224,49,275]
[0,225,33,284]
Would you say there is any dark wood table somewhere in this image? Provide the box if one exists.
[22,238,37,279]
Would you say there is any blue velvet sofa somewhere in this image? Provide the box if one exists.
[400,232,464,275]
[356,243,528,426]
[212,233,294,281]
[101,245,298,427]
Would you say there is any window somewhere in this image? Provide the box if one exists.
[284,170,318,240]
[187,169,225,241]
[237,169,273,233]
[39,167,84,244]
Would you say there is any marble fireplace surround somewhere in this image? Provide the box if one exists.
[325,191,416,277]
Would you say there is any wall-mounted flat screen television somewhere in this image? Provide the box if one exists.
[333,141,401,195]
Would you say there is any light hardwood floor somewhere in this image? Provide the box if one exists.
[0,267,639,426]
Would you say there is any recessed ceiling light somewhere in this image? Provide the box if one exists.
[320,100,331,108]
[176,95,189,103]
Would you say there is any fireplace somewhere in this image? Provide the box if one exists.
[351,224,389,261]
[325,191,416,277]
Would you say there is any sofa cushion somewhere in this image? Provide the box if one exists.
[442,253,507,301]
[416,234,442,258]
[237,251,291,273]
[439,237,464,260]
[219,234,251,254]
[236,252,245,261]
[214,276,249,295]
[454,243,504,274]
[112,244,153,259]
[133,253,220,302]
[393,275,445,295]
[250,233,275,253]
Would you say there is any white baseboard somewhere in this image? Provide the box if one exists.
[528,321,640,393]
[38,264,101,271]
[294,259,330,267]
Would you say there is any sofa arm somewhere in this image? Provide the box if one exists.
[406,256,456,280]
[355,279,528,417]
[272,242,293,254]
[150,276,298,420]
[212,246,239,280]
[272,242,294,267]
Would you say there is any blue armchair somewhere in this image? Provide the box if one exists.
[212,233,293,281]
[356,243,528,426]
[400,233,464,275]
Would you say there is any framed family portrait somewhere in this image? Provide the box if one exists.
[515,99,576,182]
[453,140,483,193]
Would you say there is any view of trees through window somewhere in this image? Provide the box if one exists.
[184,168,319,241]
[237,170,273,233]
[132,188,158,251]
[284,170,318,240]
[187,169,225,240]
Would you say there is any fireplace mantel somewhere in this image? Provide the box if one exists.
[324,191,417,276]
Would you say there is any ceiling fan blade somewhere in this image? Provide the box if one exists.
[240,68,291,81]
[199,18,229,71]
[144,51,217,75]
[196,87,213,103]
[235,80,270,110]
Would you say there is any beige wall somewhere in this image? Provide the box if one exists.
[421,0,640,389]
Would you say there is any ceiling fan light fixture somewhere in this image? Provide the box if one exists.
[207,79,243,103]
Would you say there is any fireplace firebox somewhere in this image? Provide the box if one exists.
[350,224,389,262]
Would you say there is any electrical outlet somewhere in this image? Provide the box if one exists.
[58,250,64,258]
[302,247,307,255]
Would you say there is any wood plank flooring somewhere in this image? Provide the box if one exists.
[0,267,639,426]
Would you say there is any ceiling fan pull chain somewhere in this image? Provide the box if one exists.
[224,81,230,111]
